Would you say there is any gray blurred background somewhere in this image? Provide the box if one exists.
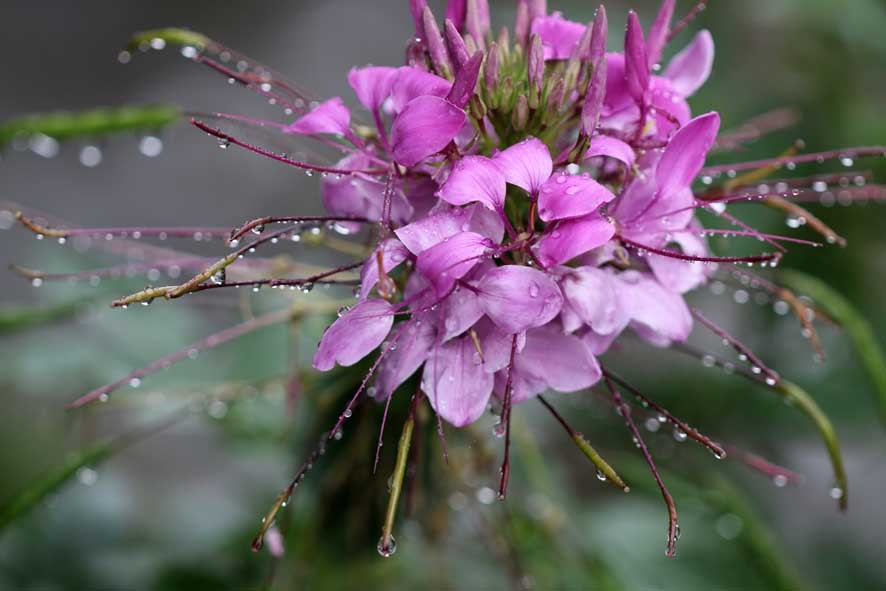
[1,1,885,589]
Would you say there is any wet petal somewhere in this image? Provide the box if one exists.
[438,155,507,211]
[360,238,411,300]
[492,137,552,195]
[423,335,494,427]
[656,111,720,201]
[376,319,437,397]
[647,229,709,294]
[646,0,675,69]
[624,11,650,103]
[284,97,351,136]
[534,213,615,268]
[559,266,625,334]
[585,135,635,167]
[664,30,714,97]
[510,325,602,403]
[313,299,395,371]
[537,171,616,221]
[394,204,503,254]
[322,154,412,224]
[416,231,490,296]
[390,67,452,113]
[348,66,398,112]
[531,14,587,60]
[390,96,467,166]
[477,265,563,334]
[616,270,692,345]
[438,284,485,341]
[475,317,527,373]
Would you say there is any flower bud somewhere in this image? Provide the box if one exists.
[423,6,452,78]
[444,19,470,72]
[512,94,530,131]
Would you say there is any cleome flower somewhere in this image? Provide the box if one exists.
[5,0,886,561]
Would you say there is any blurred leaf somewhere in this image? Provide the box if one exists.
[0,299,89,335]
[780,268,886,420]
[0,105,180,145]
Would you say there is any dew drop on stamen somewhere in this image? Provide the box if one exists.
[79,145,103,167]
[343,408,353,418]
[673,428,688,442]
[644,417,661,432]
[377,535,397,557]
[117,50,132,64]
[31,277,43,287]
[129,377,142,388]
[138,135,163,157]
[218,138,230,150]
[596,469,607,482]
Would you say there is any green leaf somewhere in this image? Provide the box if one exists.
[779,269,886,421]
[127,28,212,52]
[0,299,90,335]
[0,105,181,145]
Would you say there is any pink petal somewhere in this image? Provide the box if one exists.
[475,317,527,373]
[284,97,351,136]
[476,265,563,334]
[531,14,587,60]
[446,0,468,29]
[394,204,503,255]
[655,111,720,201]
[348,66,398,113]
[534,213,615,268]
[537,171,616,222]
[647,229,709,294]
[664,30,714,97]
[390,67,452,113]
[581,328,622,355]
[506,324,601,403]
[585,135,636,167]
[423,335,494,427]
[390,96,467,166]
[360,238,411,300]
[313,299,395,371]
[322,153,412,224]
[492,137,552,195]
[559,266,625,334]
[376,319,437,397]
[646,0,676,69]
[624,11,650,103]
[616,270,692,345]
[416,231,490,296]
[438,155,507,211]
[438,284,485,341]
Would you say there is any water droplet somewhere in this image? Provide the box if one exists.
[595,469,607,482]
[218,138,230,150]
[377,535,397,557]
[493,421,506,438]
[673,428,688,442]
[138,135,163,157]
[31,277,43,287]
[117,50,132,64]
[476,486,496,504]
[76,467,98,486]
[772,474,788,488]
[840,157,854,167]
[79,145,103,167]
[149,37,166,50]
[701,355,716,368]
[129,377,142,388]
[644,417,661,432]
[528,282,539,298]
[343,408,353,418]
[829,486,844,500]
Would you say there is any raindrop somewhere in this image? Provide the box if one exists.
[129,377,142,388]
[337,306,350,317]
[476,486,496,504]
[79,145,103,167]
[715,513,743,540]
[29,133,60,158]
[829,487,844,500]
[772,474,788,488]
[218,138,230,150]
[673,428,688,442]
[701,354,716,368]
[595,470,607,482]
[76,467,98,486]
[138,135,163,157]
[149,37,166,50]
[31,277,43,287]
[117,50,132,64]
[377,535,397,557]
[644,417,661,432]
[343,408,353,418]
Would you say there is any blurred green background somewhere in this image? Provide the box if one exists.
[1,1,884,589]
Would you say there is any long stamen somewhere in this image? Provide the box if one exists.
[230,215,372,243]
[691,308,781,385]
[602,369,726,459]
[537,395,629,491]
[15,212,228,241]
[620,236,781,265]
[603,374,680,557]
[497,335,520,501]
[378,389,421,557]
[700,146,886,176]
[68,308,292,408]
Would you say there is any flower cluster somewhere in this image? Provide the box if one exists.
[8,0,885,559]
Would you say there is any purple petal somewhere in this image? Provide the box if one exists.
[531,14,587,60]
[624,11,650,103]
[394,204,503,254]
[475,317,527,373]
[537,171,616,222]
[391,67,452,113]
[476,265,563,334]
[559,266,626,334]
[465,0,491,49]
[508,324,601,403]
[416,231,490,296]
[410,0,428,38]
[322,154,412,224]
[444,19,471,70]
[423,335,494,427]
[447,50,483,108]
[284,97,351,136]
[376,319,436,397]
[664,30,714,97]
[588,5,608,66]
[348,66,398,113]
[445,0,468,30]
[492,137,552,195]
[616,270,692,345]
[360,238,411,300]
[581,328,622,355]
[585,135,635,167]
[313,299,395,371]
[438,283,485,341]
[534,212,615,268]
[390,96,467,166]
[423,6,453,76]
[647,229,709,294]
[646,0,676,69]
[438,155,507,211]
[581,51,607,136]
[655,111,720,200]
